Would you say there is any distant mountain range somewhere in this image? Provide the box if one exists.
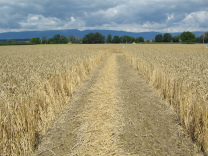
[0,29,202,40]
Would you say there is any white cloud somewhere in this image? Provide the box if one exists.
[19,14,87,31]
[19,14,62,29]
[183,11,208,25]
[167,13,174,21]
[70,17,76,23]
[0,0,208,33]
[175,11,208,31]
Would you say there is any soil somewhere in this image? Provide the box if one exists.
[34,53,203,156]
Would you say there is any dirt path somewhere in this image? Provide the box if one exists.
[34,53,202,155]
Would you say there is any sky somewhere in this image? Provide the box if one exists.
[0,0,208,33]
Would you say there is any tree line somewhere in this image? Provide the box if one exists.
[30,34,82,44]
[82,33,145,44]
[18,31,208,45]
[155,31,208,44]
[0,39,35,45]
[82,31,208,44]
[29,32,146,44]
[1,31,207,45]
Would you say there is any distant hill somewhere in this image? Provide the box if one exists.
[0,29,202,40]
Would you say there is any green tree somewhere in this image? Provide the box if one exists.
[94,32,105,43]
[204,32,208,43]
[82,33,94,44]
[120,35,135,43]
[122,35,128,43]
[82,36,88,44]
[198,32,208,43]
[155,34,163,42]
[60,35,68,43]
[180,31,197,43]
[47,38,54,44]
[163,33,172,42]
[87,33,95,43]
[137,37,144,43]
[69,35,76,43]
[53,34,61,43]
[30,38,40,44]
[69,35,81,43]
[129,36,135,43]
[120,36,123,43]
[107,34,112,43]
[112,36,121,43]
[172,36,180,42]
[82,32,105,44]
[42,36,47,44]
[49,34,68,44]
[7,39,12,44]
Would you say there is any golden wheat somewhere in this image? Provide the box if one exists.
[0,44,107,155]
[123,44,208,154]
[1,44,208,155]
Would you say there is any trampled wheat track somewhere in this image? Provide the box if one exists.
[34,53,202,155]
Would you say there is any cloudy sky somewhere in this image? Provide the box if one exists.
[0,0,207,33]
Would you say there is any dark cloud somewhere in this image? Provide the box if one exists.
[0,0,207,33]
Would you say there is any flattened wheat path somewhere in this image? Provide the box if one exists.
[34,53,202,155]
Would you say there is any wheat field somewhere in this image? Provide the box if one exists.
[0,44,208,155]
[0,45,107,155]
[123,44,208,154]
